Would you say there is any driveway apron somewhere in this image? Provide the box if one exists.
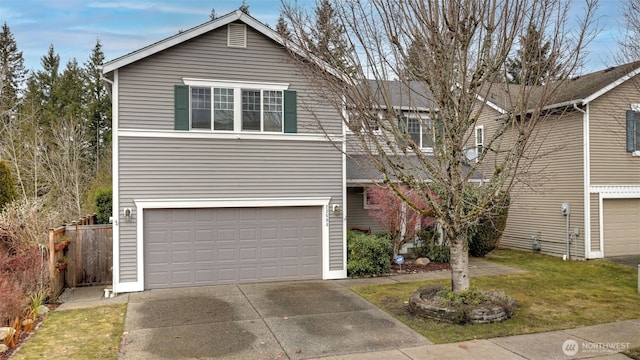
[119,280,431,359]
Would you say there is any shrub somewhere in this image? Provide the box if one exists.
[347,230,392,277]
[411,228,450,263]
[94,187,112,224]
[0,160,17,211]
[469,193,510,257]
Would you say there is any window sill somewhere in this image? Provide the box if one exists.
[633,151,640,157]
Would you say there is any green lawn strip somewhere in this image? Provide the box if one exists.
[352,249,640,344]
[624,346,640,360]
[11,304,127,360]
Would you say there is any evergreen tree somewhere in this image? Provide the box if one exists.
[83,39,112,172]
[306,0,354,75]
[0,160,16,210]
[0,22,27,124]
[505,25,562,85]
[276,14,290,39]
[34,44,61,128]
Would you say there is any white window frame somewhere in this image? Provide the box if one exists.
[363,187,380,209]
[183,78,289,133]
[402,113,434,150]
[475,126,484,162]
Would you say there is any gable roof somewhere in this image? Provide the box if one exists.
[482,61,640,112]
[103,10,285,74]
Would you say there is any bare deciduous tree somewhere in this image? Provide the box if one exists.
[282,0,597,292]
[620,0,640,62]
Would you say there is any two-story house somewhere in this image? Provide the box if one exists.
[472,62,640,259]
[103,11,346,293]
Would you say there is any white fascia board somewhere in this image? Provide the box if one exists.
[183,78,289,90]
[582,67,640,104]
[117,129,344,143]
[104,11,243,73]
[475,93,507,114]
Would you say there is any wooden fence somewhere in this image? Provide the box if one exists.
[49,214,113,297]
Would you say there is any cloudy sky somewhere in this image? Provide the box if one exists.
[0,0,627,74]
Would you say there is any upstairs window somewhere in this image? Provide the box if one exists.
[475,126,484,162]
[400,115,433,149]
[174,80,296,133]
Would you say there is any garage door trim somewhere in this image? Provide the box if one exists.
[123,197,331,293]
[594,185,640,259]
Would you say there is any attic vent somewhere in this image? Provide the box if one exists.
[227,23,247,48]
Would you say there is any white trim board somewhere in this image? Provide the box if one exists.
[117,129,344,143]
[117,197,341,293]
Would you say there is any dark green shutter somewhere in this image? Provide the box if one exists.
[284,90,297,133]
[626,110,637,152]
[174,85,189,131]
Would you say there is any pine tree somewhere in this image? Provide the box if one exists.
[0,22,27,124]
[276,14,290,39]
[84,39,112,172]
[307,0,354,75]
[505,25,562,85]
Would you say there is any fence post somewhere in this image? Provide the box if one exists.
[48,228,55,297]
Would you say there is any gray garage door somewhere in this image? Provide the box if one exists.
[144,206,322,289]
[603,199,640,257]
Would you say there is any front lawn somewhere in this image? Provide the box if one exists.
[352,249,640,344]
[10,304,126,360]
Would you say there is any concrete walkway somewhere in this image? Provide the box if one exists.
[55,258,639,359]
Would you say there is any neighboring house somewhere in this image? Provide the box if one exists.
[347,63,640,260]
[475,62,640,259]
[103,11,346,293]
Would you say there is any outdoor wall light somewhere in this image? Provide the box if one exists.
[332,204,341,214]
[123,208,132,222]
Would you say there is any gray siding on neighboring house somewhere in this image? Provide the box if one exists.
[117,137,344,282]
[117,22,341,135]
[346,187,384,233]
[498,110,586,258]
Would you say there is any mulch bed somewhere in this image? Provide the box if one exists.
[390,261,450,274]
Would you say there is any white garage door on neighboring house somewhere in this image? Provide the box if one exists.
[143,206,322,289]
[603,199,640,257]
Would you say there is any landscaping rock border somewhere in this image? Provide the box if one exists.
[408,288,515,324]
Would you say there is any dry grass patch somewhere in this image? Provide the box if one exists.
[11,304,126,360]
[352,249,640,344]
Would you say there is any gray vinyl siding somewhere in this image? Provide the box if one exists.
[499,110,586,258]
[589,78,640,185]
[117,136,343,282]
[117,23,341,135]
[346,187,384,233]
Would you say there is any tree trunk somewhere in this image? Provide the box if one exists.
[450,233,470,293]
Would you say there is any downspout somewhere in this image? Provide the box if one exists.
[574,102,588,259]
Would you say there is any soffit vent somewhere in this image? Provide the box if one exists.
[227,23,247,48]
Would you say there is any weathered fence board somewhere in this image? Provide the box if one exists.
[48,214,113,297]
[65,224,113,287]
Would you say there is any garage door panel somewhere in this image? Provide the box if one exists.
[144,206,322,289]
[603,199,640,257]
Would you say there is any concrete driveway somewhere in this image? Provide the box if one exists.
[119,280,431,359]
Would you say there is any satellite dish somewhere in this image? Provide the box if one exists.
[465,148,477,161]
